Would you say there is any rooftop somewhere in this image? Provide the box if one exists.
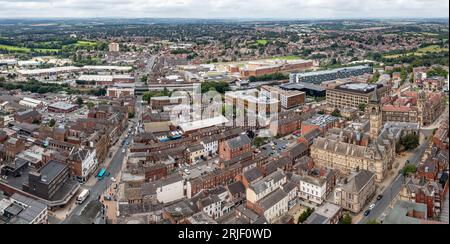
[48,101,77,111]
[335,83,380,94]
[37,160,67,185]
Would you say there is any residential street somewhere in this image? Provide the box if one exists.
[358,128,434,224]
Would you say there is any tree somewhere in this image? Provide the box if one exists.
[76,97,84,106]
[128,112,135,119]
[298,207,314,223]
[370,71,380,84]
[359,103,367,112]
[401,164,417,177]
[340,213,352,224]
[0,77,5,82]
[48,119,56,127]
[253,137,269,148]
[331,109,341,117]
[367,219,381,224]
[86,101,95,109]
[400,134,420,151]
[140,75,148,83]
[400,69,407,85]
[32,119,41,125]
[162,87,170,96]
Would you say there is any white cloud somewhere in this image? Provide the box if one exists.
[0,0,448,18]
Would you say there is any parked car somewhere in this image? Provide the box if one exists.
[369,204,376,210]
[377,195,383,201]
[364,210,371,216]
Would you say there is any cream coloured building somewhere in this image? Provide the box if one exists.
[299,175,327,205]
[311,137,391,182]
[246,170,286,204]
[258,188,289,223]
[334,170,376,213]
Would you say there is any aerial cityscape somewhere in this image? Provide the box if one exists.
[0,0,448,226]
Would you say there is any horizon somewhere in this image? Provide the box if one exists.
[0,0,449,19]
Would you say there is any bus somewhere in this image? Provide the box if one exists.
[76,189,90,204]
[97,168,106,180]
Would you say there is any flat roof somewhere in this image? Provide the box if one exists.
[280,82,326,92]
[17,66,81,75]
[38,160,67,184]
[179,116,229,132]
[335,83,378,94]
[294,65,371,77]
[83,65,132,71]
[48,101,77,110]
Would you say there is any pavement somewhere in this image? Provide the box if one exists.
[440,190,449,224]
[57,99,143,224]
[358,128,434,224]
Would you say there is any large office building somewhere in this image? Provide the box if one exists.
[326,83,386,109]
[260,85,306,109]
[22,160,70,200]
[279,82,326,97]
[290,65,373,84]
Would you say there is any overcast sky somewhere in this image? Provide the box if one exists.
[0,0,449,19]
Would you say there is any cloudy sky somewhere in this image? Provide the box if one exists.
[0,0,448,19]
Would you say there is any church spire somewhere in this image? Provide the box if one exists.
[370,86,380,104]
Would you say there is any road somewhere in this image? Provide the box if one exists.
[62,134,132,224]
[62,98,143,224]
[358,128,434,224]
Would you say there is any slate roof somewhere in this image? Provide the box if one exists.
[243,167,263,183]
[250,170,285,195]
[287,143,308,159]
[343,170,375,194]
[227,181,245,196]
[226,134,251,149]
[258,188,288,211]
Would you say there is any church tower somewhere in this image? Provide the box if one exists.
[369,87,382,140]
[417,90,426,126]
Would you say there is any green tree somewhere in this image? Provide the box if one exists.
[76,97,84,106]
[400,69,407,85]
[128,112,135,119]
[400,134,420,151]
[140,75,148,83]
[331,109,342,117]
[32,119,41,125]
[359,103,367,112]
[298,208,314,223]
[253,137,269,148]
[401,164,417,177]
[142,92,153,104]
[0,77,5,82]
[48,119,56,127]
[370,71,380,84]
[340,213,352,224]
[427,67,448,78]
[367,219,381,224]
[86,101,95,109]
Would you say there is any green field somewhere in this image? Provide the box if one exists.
[0,40,99,54]
[384,45,448,59]
[268,55,302,60]
[0,44,30,52]
[0,44,60,53]
[256,39,269,45]
[74,40,98,47]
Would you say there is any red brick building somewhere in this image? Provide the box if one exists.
[219,134,252,161]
